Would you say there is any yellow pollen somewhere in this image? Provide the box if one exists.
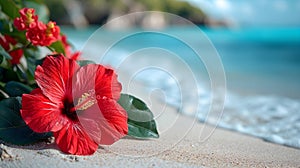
[48,22,55,29]
[75,92,96,111]
[26,10,34,24]
[46,22,55,36]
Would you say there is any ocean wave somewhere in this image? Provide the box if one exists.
[133,69,300,149]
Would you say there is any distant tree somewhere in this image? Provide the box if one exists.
[44,0,207,26]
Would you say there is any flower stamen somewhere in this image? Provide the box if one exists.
[75,92,97,111]
[25,9,34,25]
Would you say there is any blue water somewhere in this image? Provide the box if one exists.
[206,27,300,98]
[63,26,300,149]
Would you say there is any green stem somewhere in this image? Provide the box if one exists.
[0,82,6,88]
[46,46,55,52]
[0,89,9,98]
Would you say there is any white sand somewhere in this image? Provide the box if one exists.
[1,95,300,168]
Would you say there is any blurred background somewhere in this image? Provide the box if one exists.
[44,0,300,97]
[43,0,300,149]
[45,0,300,27]
[45,0,207,28]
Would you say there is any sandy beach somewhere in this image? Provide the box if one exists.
[1,77,300,168]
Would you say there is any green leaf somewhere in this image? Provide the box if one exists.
[11,0,22,6]
[77,60,96,67]
[0,45,12,59]
[0,46,11,69]
[0,0,20,19]
[25,0,44,4]
[0,97,52,145]
[1,69,19,82]
[4,81,32,97]
[118,94,159,139]
[24,48,43,79]
[49,41,65,55]
[15,64,27,82]
[25,56,41,80]
[0,89,9,101]
[24,1,49,23]
[0,55,9,69]
[0,68,4,81]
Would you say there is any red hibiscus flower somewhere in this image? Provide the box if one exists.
[0,35,23,64]
[60,35,81,60]
[20,55,128,155]
[26,21,60,46]
[14,8,38,31]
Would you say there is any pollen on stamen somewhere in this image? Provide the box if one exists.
[25,10,34,24]
[75,92,97,111]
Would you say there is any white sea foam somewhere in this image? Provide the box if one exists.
[131,68,300,149]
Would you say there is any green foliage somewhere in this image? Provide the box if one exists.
[0,97,52,145]
[137,0,205,23]
[0,0,55,85]
[49,40,65,55]
[23,48,42,81]
[0,0,20,19]
[44,0,206,25]
[0,45,12,60]
[118,94,159,139]
[0,68,19,83]
[4,81,32,97]
[0,46,11,69]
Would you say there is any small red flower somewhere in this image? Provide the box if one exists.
[14,8,38,31]
[21,55,128,155]
[60,35,81,60]
[0,35,23,64]
[14,8,60,46]
[25,21,45,46]
[26,21,60,46]
[44,21,60,45]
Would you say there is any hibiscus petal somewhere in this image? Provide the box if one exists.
[78,98,128,145]
[21,88,67,133]
[95,67,122,100]
[35,55,80,104]
[72,64,122,101]
[53,122,98,155]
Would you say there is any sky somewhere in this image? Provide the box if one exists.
[183,0,300,27]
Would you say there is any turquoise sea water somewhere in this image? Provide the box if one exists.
[63,26,300,149]
[206,27,300,97]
